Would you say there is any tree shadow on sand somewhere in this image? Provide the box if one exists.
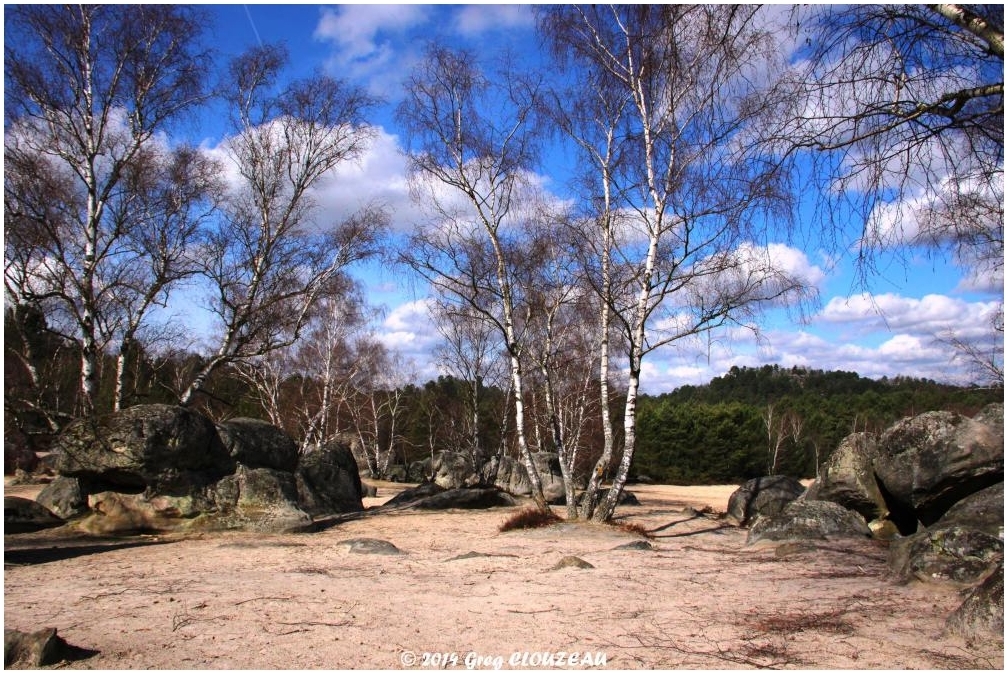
[645,511,734,538]
[4,536,177,566]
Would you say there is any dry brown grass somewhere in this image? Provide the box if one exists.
[498,507,563,532]
[612,521,653,538]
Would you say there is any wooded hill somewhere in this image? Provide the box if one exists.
[630,365,1003,485]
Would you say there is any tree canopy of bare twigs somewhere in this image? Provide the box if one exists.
[4,4,214,416]
[178,44,388,406]
[777,4,1003,284]
[767,4,1004,384]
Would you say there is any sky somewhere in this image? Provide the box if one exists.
[187,3,1003,394]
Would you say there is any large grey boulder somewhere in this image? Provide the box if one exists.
[4,496,63,534]
[216,418,298,472]
[873,406,1003,527]
[485,452,566,502]
[431,451,480,490]
[936,482,1003,537]
[211,465,312,533]
[54,404,234,494]
[295,441,364,516]
[486,454,529,494]
[4,442,38,474]
[746,499,871,545]
[727,475,806,526]
[76,464,315,535]
[532,453,567,504]
[384,464,408,482]
[944,565,1004,639]
[383,482,445,507]
[35,476,88,520]
[410,487,517,510]
[805,432,887,521]
[888,525,1003,585]
[47,407,358,533]
[380,483,515,510]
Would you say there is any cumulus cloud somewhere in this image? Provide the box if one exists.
[817,292,1000,339]
[312,126,420,231]
[375,298,442,374]
[452,5,535,36]
[313,4,431,96]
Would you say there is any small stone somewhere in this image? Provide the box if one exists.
[550,555,594,570]
[340,538,404,555]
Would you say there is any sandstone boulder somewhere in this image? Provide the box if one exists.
[295,441,364,516]
[873,406,1003,528]
[4,442,38,474]
[35,476,88,520]
[54,404,234,494]
[888,525,1003,586]
[384,464,408,482]
[431,451,480,490]
[944,565,1004,640]
[4,627,97,668]
[383,482,445,507]
[46,407,358,533]
[533,452,567,504]
[746,499,871,545]
[3,496,63,534]
[804,432,887,521]
[79,491,203,534]
[727,475,806,526]
[77,464,314,535]
[409,487,517,510]
[339,538,404,555]
[216,418,298,472]
[486,452,566,502]
[936,482,1003,537]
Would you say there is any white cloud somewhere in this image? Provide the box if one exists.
[313,126,419,231]
[314,5,428,52]
[452,5,535,36]
[313,5,430,96]
[376,298,442,374]
[817,292,999,339]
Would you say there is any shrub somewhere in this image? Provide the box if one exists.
[499,506,562,532]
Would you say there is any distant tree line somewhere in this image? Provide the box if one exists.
[6,308,999,489]
[630,364,1002,485]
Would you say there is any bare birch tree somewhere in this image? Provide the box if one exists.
[541,5,815,521]
[179,44,386,405]
[4,4,212,414]
[398,44,550,510]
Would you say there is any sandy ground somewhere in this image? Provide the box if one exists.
[3,480,1002,670]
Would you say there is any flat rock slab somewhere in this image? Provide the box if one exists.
[612,540,653,551]
[445,551,519,562]
[339,538,404,555]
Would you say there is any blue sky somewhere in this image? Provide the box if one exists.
[186,3,1002,393]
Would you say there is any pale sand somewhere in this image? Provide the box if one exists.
[3,480,1002,670]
